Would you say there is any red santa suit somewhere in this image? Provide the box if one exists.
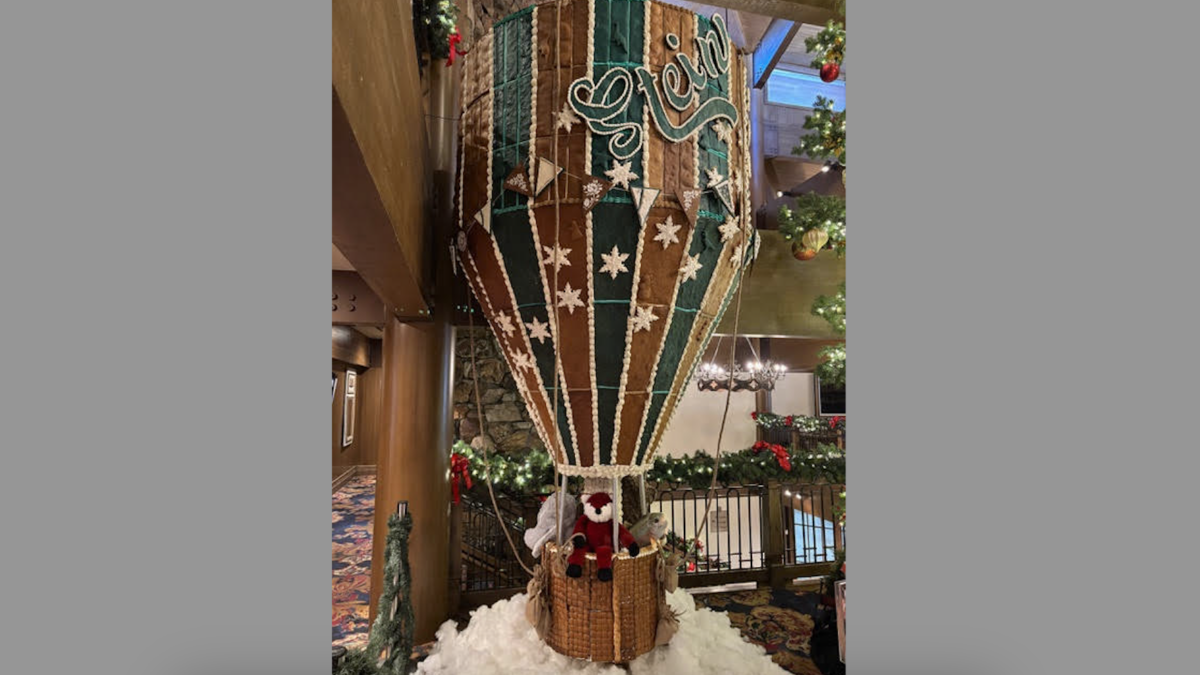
[566,492,638,581]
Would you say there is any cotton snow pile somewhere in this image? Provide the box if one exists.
[416,588,787,675]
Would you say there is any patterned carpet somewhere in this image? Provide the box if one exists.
[332,474,375,649]
[692,586,839,675]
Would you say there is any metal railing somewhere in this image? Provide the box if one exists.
[780,483,845,565]
[459,494,532,593]
[651,485,767,573]
[454,478,845,607]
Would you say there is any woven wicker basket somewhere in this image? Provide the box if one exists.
[541,541,662,663]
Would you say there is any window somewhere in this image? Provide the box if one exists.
[765,67,845,111]
[814,375,846,416]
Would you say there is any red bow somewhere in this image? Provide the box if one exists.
[750,411,758,420]
[829,415,844,429]
[784,415,794,427]
[450,452,472,503]
[752,441,791,472]
[446,31,462,66]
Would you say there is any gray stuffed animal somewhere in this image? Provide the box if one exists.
[523,491,578,557]
[628,512,669,547]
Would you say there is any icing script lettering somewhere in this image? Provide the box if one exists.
[568,14,739,160]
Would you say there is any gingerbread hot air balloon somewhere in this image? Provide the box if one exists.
[455,0,753,662]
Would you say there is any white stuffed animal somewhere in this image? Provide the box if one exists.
[523,491,578,557]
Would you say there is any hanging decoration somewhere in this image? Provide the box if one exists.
[532,157,563,196]
[504,164,533,197]
[802,227,830,252]
[694,334,787,392]
[447,30,462,66]
[676,188,702,226]
[791,241,818,261]
[473,206,491,233]
[581,175,613,213]
[804,20,845,78]
[631,186,661,227]
[712,180,735,215]
[779,194,846,259]
[450,451,473,503]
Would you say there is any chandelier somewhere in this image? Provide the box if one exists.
[695,336,787,392]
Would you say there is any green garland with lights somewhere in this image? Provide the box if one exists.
[413,0,459,60]
[793,96,845,165]
[751,412,844,433]
[453,440,845,498]
[815,344,846,389]
[812,282,846,335]
[804,20,846,69]
[778,194,846,258]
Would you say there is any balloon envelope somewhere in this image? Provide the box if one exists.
[456,0,754,477]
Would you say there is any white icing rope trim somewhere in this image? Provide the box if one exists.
[480,160,731,211]
[548,0,582,475]
[555,463,649,478]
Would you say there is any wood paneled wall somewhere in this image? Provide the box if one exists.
[371,316,452,644]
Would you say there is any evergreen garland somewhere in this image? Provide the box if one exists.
[366,511,415,675]
[413,0,459,60]
[803,21,846,69]
[778,194,845,258]
[812,282,846,335]
[451,440,845,498]
[815,344,846,389]
[336,648,382,675]
[751,412,845,433]
[793,96,845,165]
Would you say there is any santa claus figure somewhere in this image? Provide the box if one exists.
[566,492,639,581]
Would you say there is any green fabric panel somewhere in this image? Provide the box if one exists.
[596,388,619,465]
[590,1,644,200]
[488,10,577,465]
[590,154,638,461]
[492,14,533,210]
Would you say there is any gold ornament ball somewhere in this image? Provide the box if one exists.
[791,241,818,261]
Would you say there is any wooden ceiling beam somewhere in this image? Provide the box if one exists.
[701,0,841,29]
[752,18,800,88]
[332,0,438,320]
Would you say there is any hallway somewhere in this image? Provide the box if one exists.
[332,475,375,649]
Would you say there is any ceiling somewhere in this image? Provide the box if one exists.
[332,243,355,271]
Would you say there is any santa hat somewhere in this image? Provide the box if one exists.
[585,492,612,508]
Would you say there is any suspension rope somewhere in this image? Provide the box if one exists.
[467,298,535,577]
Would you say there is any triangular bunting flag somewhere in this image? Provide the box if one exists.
[581,175,614,213]
[676,188,702,227]
[533,157,563,196]
[474,206,491,233]
[504,164,533,196]
[712,180,735,215]
[630,187,661,227]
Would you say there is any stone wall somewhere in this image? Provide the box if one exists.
[452,327,544,453]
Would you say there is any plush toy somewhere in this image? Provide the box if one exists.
[523,491,577,557]
[566,492,638,581]
[628,512,669,548]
